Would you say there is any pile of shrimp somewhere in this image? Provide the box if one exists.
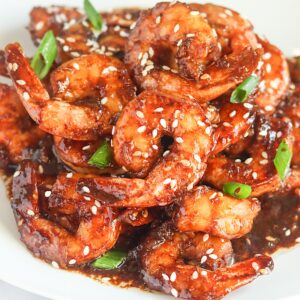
[1,1,300,299]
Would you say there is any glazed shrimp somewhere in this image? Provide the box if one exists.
[204,117,293,197]
[53,136,124,175]
[176,185,261,239]
[254,37,290,114]
[141,223,273,300]
[0,84,45,165]
[56,90,213,207]
[12,161,121,268]
[125,1,220,82]
[5,43,135,140]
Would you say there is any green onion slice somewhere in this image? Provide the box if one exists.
[30,31,58,79]
[223,182,252,199]
[92,250,127,270]
[84,0,103,30]
[273,140,292,181]
[88,141,111,168]
[230,75,259,103]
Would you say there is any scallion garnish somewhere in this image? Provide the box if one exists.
[273,140,292,181]
[92,250,127,270]
[31,31,58,79]
[88,141,111,168]
[223,182,252,199]
[230,75,259,103]
[84,0,103,30]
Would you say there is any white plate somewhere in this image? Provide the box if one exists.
[0,1,300,299]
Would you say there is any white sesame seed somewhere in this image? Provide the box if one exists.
[63,45,70,52]
[12,63,19,71]
[152,129,158,138]
[155,16,161,24]
[16,80,26,85]
[209,254,218,260]
[95,200,101,208]
[84,196,91,201]
[262,151,268,159]
[148,47,154,57]
[130,22,136,30]
[91,206,97,215]
[152,145,158,150]
[137,125,146,133]
[171,288,178,298]
[170,180,177,189]
[133,151,142,157]
[186,33,196,38]
[201,270,208,276]
[223,122,232,127]
[160,119,167,128]
[243,112,250,119]
[172,119,178,128]
[163,150,170,157]
[245,158,253,164]
[82,186,90,193]
[174,24,180,33]
[154,107,164,112]
[82,145,90,151]
[206,248,214,255]
[44,191,51,197]
[163,178,172,185]
[66,172,73,178]
[190,11,200,16]
[175,137,183,144]
[252,262,259,271]
[162,65,171,71]
[181,160,191,167]
[170,272,177,282]
[194,154,201,163]
[23,92,30,101]
[27,209,35,216]
[295,237,300,243]
[191,271,199,279]
[200,256,207,264]
[229,110,237,118]
[225,9,233,16]
[252,172,258,180]
[162,273,169,281]
[263,52,272,60]
[102,66,118,74]
[203,233,209,242]
[209,192,217,200]
[265,105,273,112]
[73,63,80,70]
[197,120,205,127]
[205,126,212,135]
[200,73,211,80]
[69,259,76,265]
[35,21,44,30]
[13,170,20,177]
[266,64,272,73]
[83,245,90,256]
[176,39,183,47]
[260,160,268,165]
[243,103,253,109]
[285,229,291,236]
[277,131,282,138]
[51,261,59,269]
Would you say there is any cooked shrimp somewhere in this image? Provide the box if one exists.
[53,136,124,175]
[212,95,256,154]
[141,223,273,300]
[204,117,293,197]
[5,43,135,140]
[0,84,45,164]
[254,37,290,113]
[125,1,220,82]
[12,161,121,268]
[176,185,261,239]
[141,46,262,103]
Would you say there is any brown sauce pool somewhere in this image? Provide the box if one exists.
[1,135,300,290]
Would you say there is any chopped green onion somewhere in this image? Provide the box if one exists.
[84,0,103,30]
[92,250,127,270]
[223,182,252,199]
[230,75,259,103]
[31,31,58,79]
[273,140,292,181]
[88,141,111,168]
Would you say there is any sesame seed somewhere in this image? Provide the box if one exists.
[16,80,26,85]
[206,248,214,255]
[174,24,180,33]
[137,125,146,133]
[175,137,183,144]
[82,186,90,193]
[163,150,170,157]
[27,209,35,216]
[69,259,76,265]
[155,16,161,24]
[148,47,154,57]
[201,270,208,276]
[285,229,291,236]
[12,63,19,71]
[171,288,178,298]
[203,233,209,242]
[136,111,144,119]
[244,103,253,109]
[262,151,268,159]
[252,262,259,271]
[152,129,158,138]
[197,120,205,127]
[154,107,164,112]
[82,145,91,151]
[200,73,211,80]
[170,180,177,189]
[186,33,196,38]
[172,119,178,128]
[66,172,73,178]
[225,9,233,16]
[200,256,207,264]
[223,122,232,127]
[265,105,273,112]
[212,28,217,37]
[191,271,199,279]
[181,160,191,167]
[209,192,217,200]
[170,272,176,282]
[23,92,30,101]
[277,131,282,138]
[265,236,276,242]
[13,170,20,177]
[83,246,90,256]
[252,172,258,180]
[160,119,167,128]
[51,261,59,269]
[162,65,171,71]
[7,63,12,71]
[295,237,300,243]
[266,64,272,73]
[35,21,44,30]
[91,206,97,215]
[205,126,212,135]
[229,110,237,118]
[209,254,218,260]
[163,178,172,185]
[73,63,80,70]
[162,273,169,281]
[95,200,101,208]
[245,158,253,164]
[263,52,272,60]
[177,39,183,47]
[190,11,200,16]
[63,45,70,52]
[194,154,201,163]
[102,66,118,74]
[235,159,242,163]
[152,145,158,150]
[130,22,136,30]
[260,160,268,165]
[45,191,51,197]
[243,112,250,119]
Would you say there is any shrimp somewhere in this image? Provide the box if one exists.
[0,84,45,165]
[141,223,273,300]
[204,116,293,197]
[12,161,121,268]
[5,43,135,140]
[125,1,220,82]
[176,185,261,239]
[211,95,256,154]
[254,37,290,114]
[53,136,125,175]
